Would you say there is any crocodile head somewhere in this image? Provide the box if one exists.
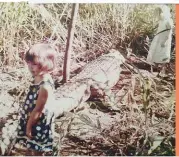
[105,49,126,64]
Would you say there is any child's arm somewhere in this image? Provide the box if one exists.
[26,84,50,139]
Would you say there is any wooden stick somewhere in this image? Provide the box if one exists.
[63,3,79,83]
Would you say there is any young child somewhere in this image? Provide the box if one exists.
[14,43,57,155]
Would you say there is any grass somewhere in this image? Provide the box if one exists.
[0,3,176,156]
[0,3,175,66]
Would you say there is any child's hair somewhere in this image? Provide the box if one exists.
[25,43,57,72]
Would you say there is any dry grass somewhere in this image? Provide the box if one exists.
[0,3,175,66]
[0,3,176,156]
[56,71,175,156]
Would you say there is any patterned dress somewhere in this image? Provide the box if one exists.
[15,80,55,152]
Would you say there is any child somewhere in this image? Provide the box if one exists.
[14,43,57,155]
[146,5,173,76]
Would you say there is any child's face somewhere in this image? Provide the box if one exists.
[27,61,41,77]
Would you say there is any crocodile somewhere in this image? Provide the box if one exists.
[53,49,126,117]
